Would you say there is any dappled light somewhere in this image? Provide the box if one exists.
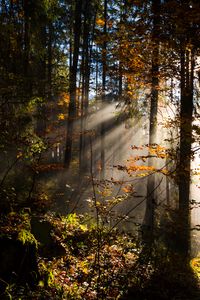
[1,0,200,299]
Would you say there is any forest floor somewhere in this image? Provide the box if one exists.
[1,103,200,299]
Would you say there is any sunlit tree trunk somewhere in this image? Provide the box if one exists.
[178,46,194,259]
[166,78,174,207]
[95,46,99,99]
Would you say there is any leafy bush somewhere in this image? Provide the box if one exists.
[34,213,140,299]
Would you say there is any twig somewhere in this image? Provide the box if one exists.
[0,156,21,187]
[107,177,163,235]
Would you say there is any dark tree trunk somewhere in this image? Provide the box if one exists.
[100,0,107,180]
[64,0,82,168]
[38,25,47,97]
[143,0,160,244]
[79,2,97,173]
[47,22,53,99]
[178,47,194,259]
[118,62,122,100]
[23,0,31,95]
[96,46,99,99]
[79,0,90,172]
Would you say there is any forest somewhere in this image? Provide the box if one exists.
[0,0,200,299]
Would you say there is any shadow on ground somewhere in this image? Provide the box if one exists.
[121,255,200,300]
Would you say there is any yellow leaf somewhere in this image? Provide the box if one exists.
[17,152,23,158]
[96,18,105,27]
[38,280,44,287]
[57,113,65,120]
[58,92,69,106]
[122,185,134,193]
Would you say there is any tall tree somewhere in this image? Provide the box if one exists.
[176,0,199,258]
[79,0,97,172]
[64,0,83,168]
[178,45,194,259]
[100,0,107,179]
[143,0,160,243]
[159,0,200,258]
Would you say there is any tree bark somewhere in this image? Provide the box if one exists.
[64,0,82,168]
[178,46,194,259]
[79,0,91,172]
[100,0,107,180]
[143,0,160,244]
[47,22,53,99]
[23,0,31,94]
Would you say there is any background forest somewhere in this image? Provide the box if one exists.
[1,0,200,299]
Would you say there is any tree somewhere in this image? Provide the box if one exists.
[100,0,108,179]
[176,0,198,259]
[79,0,97,172]
[64,0,83,168]
[157,0,200,258]
[142,0,161,244]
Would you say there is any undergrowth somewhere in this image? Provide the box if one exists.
[1,212,200,300]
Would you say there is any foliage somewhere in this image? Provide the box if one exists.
[2,212,139,299]
[190,257,200,279]
[18,229,38,248]
[1,0,200,299]
[115,144,170,179]
[0,212,37,250]
[36,213,139,300]
[5,211,200,300]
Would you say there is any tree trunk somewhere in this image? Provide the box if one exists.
[47,22,53,99]
[79,0,90,172]
[23,0,31,95]
[143,0,160,244]
[178,46,194,259]
[100,0,107,180]
[64,0,82,168]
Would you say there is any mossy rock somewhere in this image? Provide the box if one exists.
[31,216,66,258]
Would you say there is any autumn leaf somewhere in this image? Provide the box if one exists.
[122,185,134,193]
[160,168,169,175]
[96,18,105,27]
[58,113,65,120]
[17,152,23,158]
[58,92,70,106]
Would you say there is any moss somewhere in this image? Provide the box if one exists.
[18,229,38,249]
